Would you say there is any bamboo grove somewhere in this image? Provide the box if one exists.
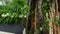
[25,0,60,34]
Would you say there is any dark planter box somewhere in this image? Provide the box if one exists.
[0,24,24,34]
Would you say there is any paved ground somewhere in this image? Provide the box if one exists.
[0,24,24,34]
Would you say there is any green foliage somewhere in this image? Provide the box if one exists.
[0,0,29,24]
[42,0,50,15]
[45,18,50,25]
[41,0,52,31]
[55,15,59,25]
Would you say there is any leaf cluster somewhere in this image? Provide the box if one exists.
[0,0,29,24]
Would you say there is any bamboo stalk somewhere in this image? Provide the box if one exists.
[55,0,59,34]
